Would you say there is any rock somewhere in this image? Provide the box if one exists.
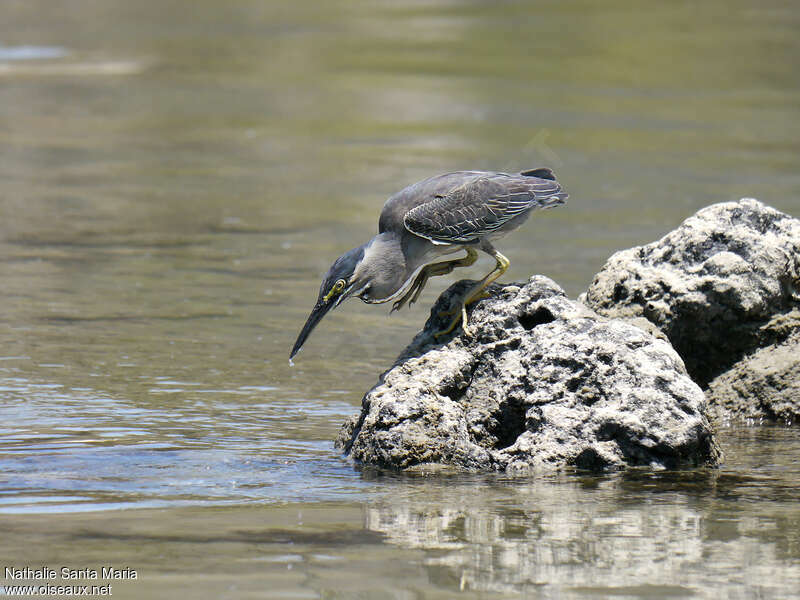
[706,332,800,424]
[336,276,721,472]
[582,198,800,387]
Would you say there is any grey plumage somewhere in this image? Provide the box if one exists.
[291,168,567,358]
[379,168,566,244]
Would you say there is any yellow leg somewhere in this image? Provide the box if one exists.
[435,249,509,338]
[463,251,509,306]
[392,248,478,313]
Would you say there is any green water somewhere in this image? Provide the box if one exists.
[1,1,799,598]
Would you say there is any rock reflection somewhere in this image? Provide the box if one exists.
[363,471,798,597]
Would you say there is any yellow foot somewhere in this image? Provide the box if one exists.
[435,289,490,320]
[460,306,473,337]
[431,247,508,340]
[434,303,476,339]
[437,306,459,319]
[434,289,493,339]
[434,309,465,339]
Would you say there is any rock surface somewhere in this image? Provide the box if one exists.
[336,276,721,472]
[582,198,800,386]
[706,332,800,424]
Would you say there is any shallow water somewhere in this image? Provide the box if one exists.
[1,0,799,598]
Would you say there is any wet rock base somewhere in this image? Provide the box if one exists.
[706,332,800,425]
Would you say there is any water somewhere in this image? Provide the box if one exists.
[1,0,799,597]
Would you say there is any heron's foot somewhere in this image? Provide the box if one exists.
[461,279,499,307]
[437,304,459,319]
[458,251,509,309]
[434,306,464,338]
[434,286,490,319]
[391,287,415,314]
[394,249,480,315]
[432,248,508,341]
[460,306,473,336]
[392,259,465,313]
[392,272,427,313]
[432,278,502,338]
[433,305,476,339]
[433,283,487,337]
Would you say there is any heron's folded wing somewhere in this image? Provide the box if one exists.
[403,174,565,244]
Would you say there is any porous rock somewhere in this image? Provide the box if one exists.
[336,276,720,472]
[582,198,800,386]
[706,331,800,424]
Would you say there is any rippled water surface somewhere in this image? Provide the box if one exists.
[1,0,799,598]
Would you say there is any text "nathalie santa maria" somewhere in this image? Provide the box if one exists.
[5,567,137,580]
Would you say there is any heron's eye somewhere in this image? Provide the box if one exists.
[324,279,347,302]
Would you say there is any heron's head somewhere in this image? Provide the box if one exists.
[290,234,407,359]
[290,243,372,359]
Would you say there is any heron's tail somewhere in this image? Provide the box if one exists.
[520,168,567,207]
[520,167,556,181]
[541,191,568,208]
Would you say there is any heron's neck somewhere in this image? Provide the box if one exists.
[356,232,410,299]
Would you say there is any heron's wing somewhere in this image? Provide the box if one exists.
[403,172,566,244]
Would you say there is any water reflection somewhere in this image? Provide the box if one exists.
[0,45,68,61]
[363,465,800,597]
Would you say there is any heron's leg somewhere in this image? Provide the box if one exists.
[409,247,479,305]
[435,245,509,338]
[391,248,478,313]
[463,249,509,306]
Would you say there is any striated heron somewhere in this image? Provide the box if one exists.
[290,168,567,358]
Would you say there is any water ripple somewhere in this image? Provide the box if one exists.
[0,375,365,513]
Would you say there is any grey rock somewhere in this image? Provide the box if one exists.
[336,276,721,472]
[706,331,800,424]
[583,198,800,386]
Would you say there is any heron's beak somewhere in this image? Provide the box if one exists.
[289,298,336,359]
